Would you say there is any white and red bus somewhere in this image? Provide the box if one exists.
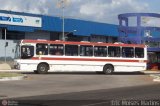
[14,39,147,74]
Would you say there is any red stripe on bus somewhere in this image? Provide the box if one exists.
[22,40,145,47]
[31,57,147,63]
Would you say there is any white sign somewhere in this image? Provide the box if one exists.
[0,13,42,27]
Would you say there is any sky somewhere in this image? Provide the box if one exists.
[0,0,159,25]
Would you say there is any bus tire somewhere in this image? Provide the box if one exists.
[37,63,49,74]
[103,64,114,75]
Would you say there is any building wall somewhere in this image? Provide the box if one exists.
[25,30,50,40]
[90,36,106,42]
[0,10,120,60]
[0,29,2,39]
[0,39,18,60]
[108,36,114,43]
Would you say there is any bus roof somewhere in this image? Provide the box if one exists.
[21,39,146,48]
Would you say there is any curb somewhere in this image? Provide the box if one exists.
[0,75,27,81]
[142,71,160,74]
[0,70,32,72]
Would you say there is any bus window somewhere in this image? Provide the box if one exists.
[122,47,134,58]
[49,44,64,55]
[108,46,120,57]
[21,45,34,59]
[80,45,93,56]
[65,45,78,56]
[135,47,144,58]
[36,43,48,55]
[94,46,107,57]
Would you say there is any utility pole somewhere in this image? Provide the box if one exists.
[4,28,7,63]
[62,0,65,41]
[57,0,69,41]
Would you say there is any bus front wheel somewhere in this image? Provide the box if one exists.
[103,64,114,75]
[37,63,49,74]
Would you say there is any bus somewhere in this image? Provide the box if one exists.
[14,39,147,74]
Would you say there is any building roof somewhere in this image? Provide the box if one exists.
[0,10,118,37]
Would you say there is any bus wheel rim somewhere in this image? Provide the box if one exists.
[40,67,46,71]
[106,69,111,73]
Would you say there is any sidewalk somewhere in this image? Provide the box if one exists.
[0,69,32,72]
[0,63,11,70]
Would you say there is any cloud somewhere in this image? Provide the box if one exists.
[79,0,149,24]
[0,0,49,15]
[0,0,150,24]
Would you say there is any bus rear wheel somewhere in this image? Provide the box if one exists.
[37,63,49,74]
[103,64,114,75]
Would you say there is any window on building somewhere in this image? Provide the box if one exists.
[135,47,144,58]
[65,45,78,56]
[50,32,60,40]
[122,47,134,58]
[49,44,64,55]
[112,37,118,43]
[108,46,120,57]
[2,30,25,40]
[80,45,93,56]
[94,46,107,57]
[36,43,48,55]
[145,41,159,48]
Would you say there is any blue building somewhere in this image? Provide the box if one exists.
[0,10,119,60]
[118,13,160,69]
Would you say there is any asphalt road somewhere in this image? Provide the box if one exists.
[0,72,159,106]
[11,83,160,106]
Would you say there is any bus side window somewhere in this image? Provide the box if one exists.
[135,47,144,58]
[94,46,107,57]
[49,44,64,55]
[36,43,48,55]
[122,47,134,58]
[65,45,78,56]
[80,45,93,56]
[108,46,120,57]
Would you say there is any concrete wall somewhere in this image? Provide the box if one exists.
[0,39,18,60]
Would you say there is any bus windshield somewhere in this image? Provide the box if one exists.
[21,45,34,59]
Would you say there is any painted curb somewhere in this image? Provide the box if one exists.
[142,71,160,74]
[0,75,27,81]
[150,74,160,82]
[153,78,160,82]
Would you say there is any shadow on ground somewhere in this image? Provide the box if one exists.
[21,71,145,75]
